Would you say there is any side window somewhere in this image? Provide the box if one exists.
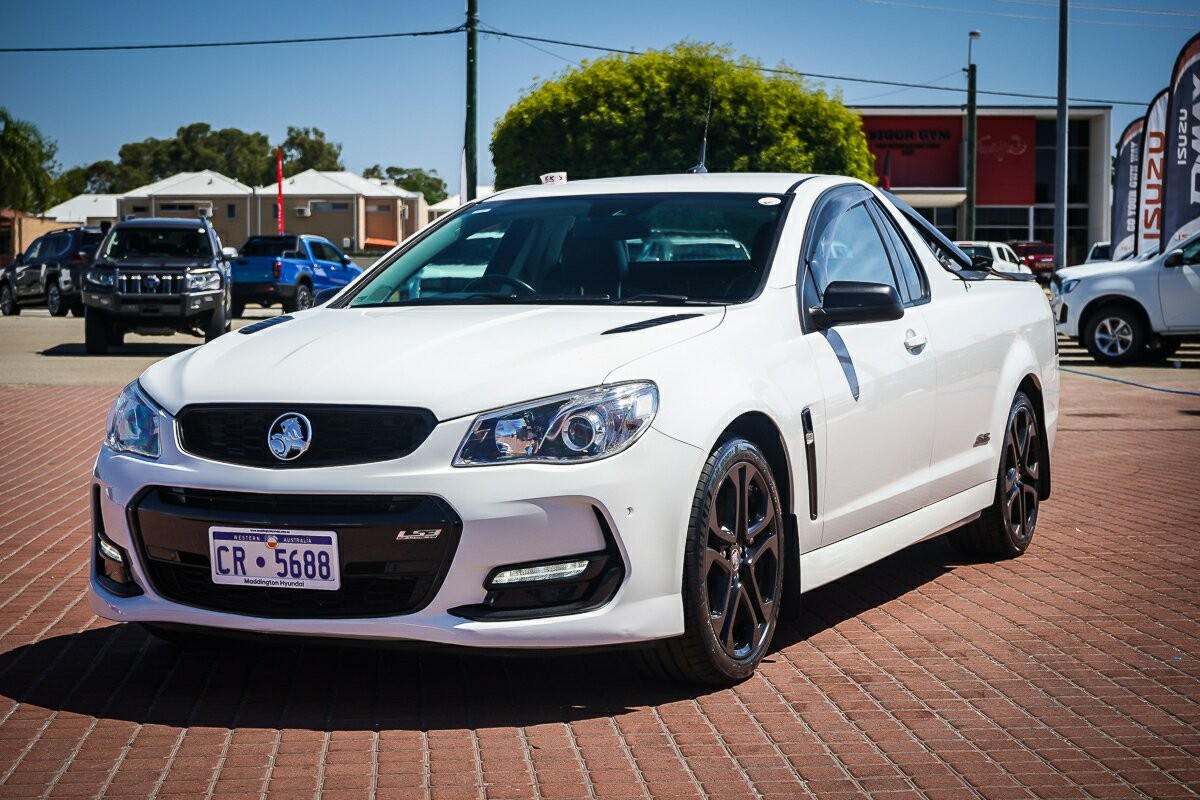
[1180,237,1200,264]
[23,238,44,262]
[319,242,341,262]
[871,201,929,303]
[810,201,898,294]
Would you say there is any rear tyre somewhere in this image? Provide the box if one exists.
[230,301,245,319]
[1083,305,1145,364]
[84,307,111,355]
[950,391,1041,560]
[70,300,85,317]
[204,302,227,343]
[639,438,785,686]
[0,284,19,316]
[47,282,68,316]
[287,283,313,313]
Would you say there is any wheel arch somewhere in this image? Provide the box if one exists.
[1078,294,1152,339]
[713,410,803,620]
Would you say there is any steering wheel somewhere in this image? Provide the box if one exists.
[462,274,537,296]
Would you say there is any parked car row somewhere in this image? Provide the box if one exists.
[1,218,364,355]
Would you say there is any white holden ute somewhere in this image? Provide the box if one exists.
[90,173,1058,686]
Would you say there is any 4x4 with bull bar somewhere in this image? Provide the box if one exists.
[82,217,235,354]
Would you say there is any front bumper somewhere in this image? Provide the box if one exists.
[1049,286,1080,338]
[88,414,704,648]
[84,289,222,320]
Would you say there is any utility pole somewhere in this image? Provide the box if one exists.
[465,0,478,202]
[965,30,981,241]
[1054,0,1069,270]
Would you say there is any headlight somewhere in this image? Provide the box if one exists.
[86,269,115,287]
[185,270,221,291]
[1061,279,1080,294]
[105,381,161,459]
[454,382,658,466]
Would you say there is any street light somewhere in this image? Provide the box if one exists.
[965,30,981,241]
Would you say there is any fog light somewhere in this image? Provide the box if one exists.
[491,559,589,585]
[97,535,124,564]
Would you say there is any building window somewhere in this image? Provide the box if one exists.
[227,203,237,219]
[1034,119,1090,205]
[915,207,956,240]
[131,205,148,213]
[273,203,279,220]
[367,204,391,213]
[160,203,196,211]
[312,201,350,212]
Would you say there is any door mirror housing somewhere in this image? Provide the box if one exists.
[341,254,353,265]
[221,246,238,261]
[810,281,904,329]
[313,287,340,306]
[1164,248,1184,268]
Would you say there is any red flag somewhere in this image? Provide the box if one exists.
[276,148,285,235]
[881,151,892,191]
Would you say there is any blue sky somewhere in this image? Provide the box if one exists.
[3,0,1196,190]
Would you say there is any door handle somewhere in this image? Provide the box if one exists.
[903,331,927,352]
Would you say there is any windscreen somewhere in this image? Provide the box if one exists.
[240,236,299,257]
[346,192,785,307]
[102,228,213,260]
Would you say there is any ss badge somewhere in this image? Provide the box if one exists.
[396,529,441,541]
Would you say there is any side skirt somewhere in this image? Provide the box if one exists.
[799,481,994,594]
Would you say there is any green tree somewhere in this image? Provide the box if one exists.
[281,126,343,176]
[491,42,875,189]
[0,108,60,212]
[362,165,448,204]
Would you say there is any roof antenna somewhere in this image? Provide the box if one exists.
[686,86,713,174]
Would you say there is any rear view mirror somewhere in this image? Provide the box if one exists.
[810,281,904,329]
[1164,248,1184,268]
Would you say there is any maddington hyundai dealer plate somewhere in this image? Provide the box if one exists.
[208,527,341,591]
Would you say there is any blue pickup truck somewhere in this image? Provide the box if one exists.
[231,235,362,316]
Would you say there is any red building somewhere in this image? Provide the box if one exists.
[853,106,1111,265]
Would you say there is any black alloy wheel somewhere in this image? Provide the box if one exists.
[704,458,782,661]
[951,391,1042,559]
[47,283,68,316]
[641,438,785,686]
[293,284,313,312]
[0,284,18,316]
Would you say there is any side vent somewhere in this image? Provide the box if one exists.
[601,314,703,335]
[238,315,295,335]
[801,408,818,521]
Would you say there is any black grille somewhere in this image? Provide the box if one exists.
[177,405,436,468]
[117,271,183,295]
[132,487,462,618]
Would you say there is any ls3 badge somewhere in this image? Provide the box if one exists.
[396,529,441,541]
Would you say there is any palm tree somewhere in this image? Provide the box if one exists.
[0,107,57,212]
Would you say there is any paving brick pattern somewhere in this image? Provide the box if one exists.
[0,376,1197,799]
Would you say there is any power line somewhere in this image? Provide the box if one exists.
[995,0,1200,19]
[0,26,464,54]
[482,28,1145,107]
[862,0,1193,29]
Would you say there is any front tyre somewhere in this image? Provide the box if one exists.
[643,438,785,686]
[1083,305,1145,364]
[204,302,227,343]
[951,391,1042,560]
[84,307,112,354]
[47,282,68,316]
[286,284,313,313]
[0,284,19,316]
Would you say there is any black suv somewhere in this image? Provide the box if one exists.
[0,226,105,316]
[82,217,235,354]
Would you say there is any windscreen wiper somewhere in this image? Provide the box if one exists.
[618,293,719,305]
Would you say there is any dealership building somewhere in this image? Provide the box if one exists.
[852,105,1112,265]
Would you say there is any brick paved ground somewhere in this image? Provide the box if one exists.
[0,375,1197,800]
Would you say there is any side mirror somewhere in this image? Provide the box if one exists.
[313,287,340,306]
[1164,248,1184,268]
[810,281,904,329]
[341,254,353,265]
[13,253,24,265]
[221,246,238,260]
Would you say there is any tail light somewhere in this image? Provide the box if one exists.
[70,251,89,264]
[273,260,282,279]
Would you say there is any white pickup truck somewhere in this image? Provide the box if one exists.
[1051,231,1200,363]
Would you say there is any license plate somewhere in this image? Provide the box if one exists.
[208,526,341,591]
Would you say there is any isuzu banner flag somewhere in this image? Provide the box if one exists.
[1163,32,1200,247]
[1137,89,1170,256]
[1111,118,1144,261]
